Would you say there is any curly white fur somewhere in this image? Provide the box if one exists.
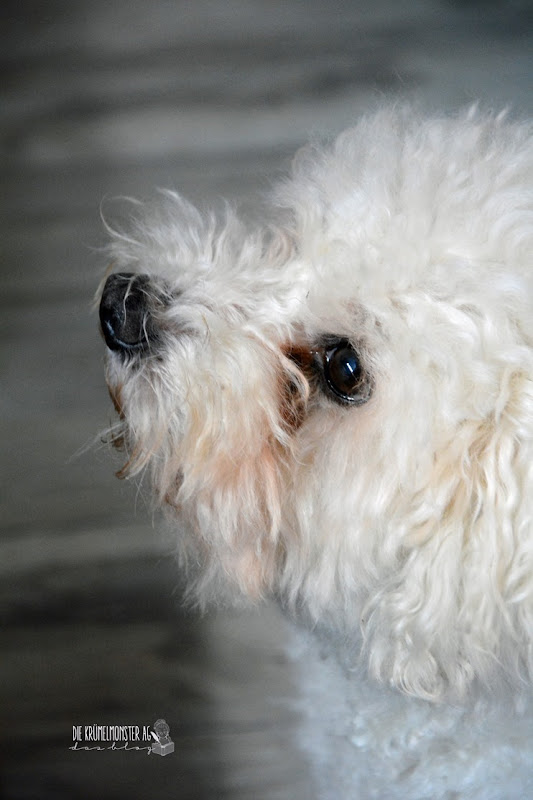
[99,105,533,795]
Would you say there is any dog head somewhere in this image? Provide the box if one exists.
[99,107,533,700]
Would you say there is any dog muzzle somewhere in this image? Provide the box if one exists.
[99,272,158,355]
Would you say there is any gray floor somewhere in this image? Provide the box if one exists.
[2,2,532,798]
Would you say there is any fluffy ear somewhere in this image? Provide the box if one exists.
[363,370,533,701]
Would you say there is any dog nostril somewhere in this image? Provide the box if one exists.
[99,273,153,353]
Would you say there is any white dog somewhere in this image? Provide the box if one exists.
[99,106,532,798]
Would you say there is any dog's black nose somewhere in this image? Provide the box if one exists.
[99,272,154,354]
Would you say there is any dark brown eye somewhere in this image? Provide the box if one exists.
[323,340,370,405]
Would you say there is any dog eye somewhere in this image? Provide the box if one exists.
[323,340,370,405]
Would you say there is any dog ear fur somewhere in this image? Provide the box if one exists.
[362,369,533,700]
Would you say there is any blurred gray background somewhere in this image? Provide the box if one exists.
[2,2,532,798]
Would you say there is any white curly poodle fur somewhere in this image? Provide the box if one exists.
[99,106,533,797]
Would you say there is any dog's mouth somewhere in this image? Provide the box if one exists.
[99,273,162,356]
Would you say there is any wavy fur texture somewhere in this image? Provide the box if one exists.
[100,107,533,709]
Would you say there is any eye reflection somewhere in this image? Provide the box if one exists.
[323,340,370,405]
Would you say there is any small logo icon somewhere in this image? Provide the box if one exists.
[150,719,174,756]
